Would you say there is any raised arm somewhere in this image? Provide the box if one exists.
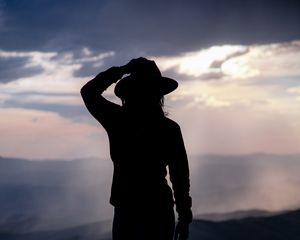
[80,67,124,130]
[168,124,192,240]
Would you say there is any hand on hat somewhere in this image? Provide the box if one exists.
[94,57,153,84]
[121,57,152,75]
[95,66,124,83]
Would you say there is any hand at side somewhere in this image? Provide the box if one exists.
[174,221,190,240]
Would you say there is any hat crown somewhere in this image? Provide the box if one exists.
[130,60,162,80]
[114,59,178,99]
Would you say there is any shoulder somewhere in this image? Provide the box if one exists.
[162,117,181,132]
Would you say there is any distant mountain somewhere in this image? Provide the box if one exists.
[190,208,300,240]
[196,209,278,221]
[0,220,112,240]
[1,208,300,240]
[0,156,114,231]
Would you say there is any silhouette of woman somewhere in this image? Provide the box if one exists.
[81,57,192,240]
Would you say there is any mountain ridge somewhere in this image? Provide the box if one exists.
[1,208,300,240]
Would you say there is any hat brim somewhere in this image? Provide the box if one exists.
[114,76,178,99]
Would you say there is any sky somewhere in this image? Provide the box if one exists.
[0,0,300,160]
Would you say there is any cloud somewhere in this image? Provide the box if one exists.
[209,48,250,69]
[0,57,43,83]
[0,44,145,123]
[1,41,300,117]
[1,40,300,158]
[0,49,57,82]
[155,40,300,83]
[288,87,300,94]
[288,87,300,101]
[0,48,115,92]
[73,50,115,77]
[222,41,300,80]
[0,48,118,122]
[154,45,249,80]
[2,93,90,122]
[1,0,300,55]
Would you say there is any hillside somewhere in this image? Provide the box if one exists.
[1,209,300,240]
[190,208,300,240]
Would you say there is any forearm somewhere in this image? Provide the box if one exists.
[172,173,193,223]
[80,67,123,127]
[81,67,123,99]
[169,125,193,223]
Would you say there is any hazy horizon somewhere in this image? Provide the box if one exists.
[1,153,300,222]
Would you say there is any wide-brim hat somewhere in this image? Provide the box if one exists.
[114,60,178,99]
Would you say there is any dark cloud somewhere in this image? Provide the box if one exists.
[1,0,300,56]
[0,57,43,83]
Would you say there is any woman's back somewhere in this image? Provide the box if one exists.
[107,109,180,208]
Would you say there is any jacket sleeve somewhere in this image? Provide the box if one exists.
[168,124,193,223]
[80,67,122,131]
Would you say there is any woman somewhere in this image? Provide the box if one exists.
[81,57,192,240]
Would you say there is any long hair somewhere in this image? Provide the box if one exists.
[121,95,168,116]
